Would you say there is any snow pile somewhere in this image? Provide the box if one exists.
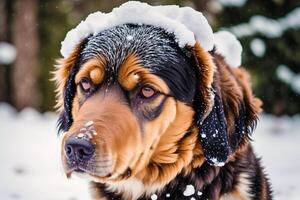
[228,7,300,38]
[276,64,300,94]
[61,1,242,68]
[214,31,242,67]
[0,42,17,65]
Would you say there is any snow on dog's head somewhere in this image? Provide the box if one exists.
[60,1,242,68]
[60,1,212,57]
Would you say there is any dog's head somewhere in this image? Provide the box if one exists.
[54,24,261,188]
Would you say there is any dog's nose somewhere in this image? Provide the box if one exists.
[65,137,95,161]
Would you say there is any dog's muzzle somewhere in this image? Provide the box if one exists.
[64,121,97,173]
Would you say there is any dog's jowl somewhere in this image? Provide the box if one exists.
[54,2,272,200]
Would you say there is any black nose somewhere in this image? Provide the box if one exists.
[65,137,95,162]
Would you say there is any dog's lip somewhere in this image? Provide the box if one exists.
[66,163,113,179]
[66,165,87,177]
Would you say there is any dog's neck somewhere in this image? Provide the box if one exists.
[90,145,255,200]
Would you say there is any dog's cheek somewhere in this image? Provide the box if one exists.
[132,98,177,174]
[88,104,143,179]
[144,98,177,151]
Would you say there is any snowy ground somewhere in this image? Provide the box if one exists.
[0,103,299,200]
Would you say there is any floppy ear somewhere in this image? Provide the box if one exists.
[196,87,230,166]
[191,42,230,166]
[192,43,261,166]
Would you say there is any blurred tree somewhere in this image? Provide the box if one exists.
[0,0,13,102]
[0,0,7,101]
[0,1,8,41]
[38,0,72,111]
[214,0,300,115]
[12,0,40,109]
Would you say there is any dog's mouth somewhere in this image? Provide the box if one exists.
[65,165,134,184]
[65,156,114,179]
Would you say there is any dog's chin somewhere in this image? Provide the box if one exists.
[65,166,133,183]
[66,169,110,183]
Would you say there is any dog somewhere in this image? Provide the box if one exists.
[53,24,272,200]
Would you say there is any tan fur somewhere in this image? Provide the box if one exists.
[62,89,143,181]
[136,102,201,188]
[71,94,80,119]
[52,43,83,112]
[61,56,204,199]
[75,57,106,85]
[118,54,169,93]
[56,41,267,200]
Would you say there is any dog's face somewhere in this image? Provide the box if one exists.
[54,24,261,187]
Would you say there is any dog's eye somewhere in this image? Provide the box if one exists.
[79,78,92,93]
[140,86,156,99]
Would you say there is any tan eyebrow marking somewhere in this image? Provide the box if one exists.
[118,54,169,93]
[75,57,106,85]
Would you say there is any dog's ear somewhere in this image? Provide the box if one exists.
[196,88,230,166]
[191,43,261,166]
[191,42,229,166]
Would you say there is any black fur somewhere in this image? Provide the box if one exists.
[93,146,272,200]
[196,89,231,166]
[58,24,196,133]
[58,24,272,199]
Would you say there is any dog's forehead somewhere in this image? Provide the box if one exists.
[80,24,183,72]
[76,24,196,104]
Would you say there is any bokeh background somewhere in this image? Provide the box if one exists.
[1,0,300,115]
[0,0,299,199]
